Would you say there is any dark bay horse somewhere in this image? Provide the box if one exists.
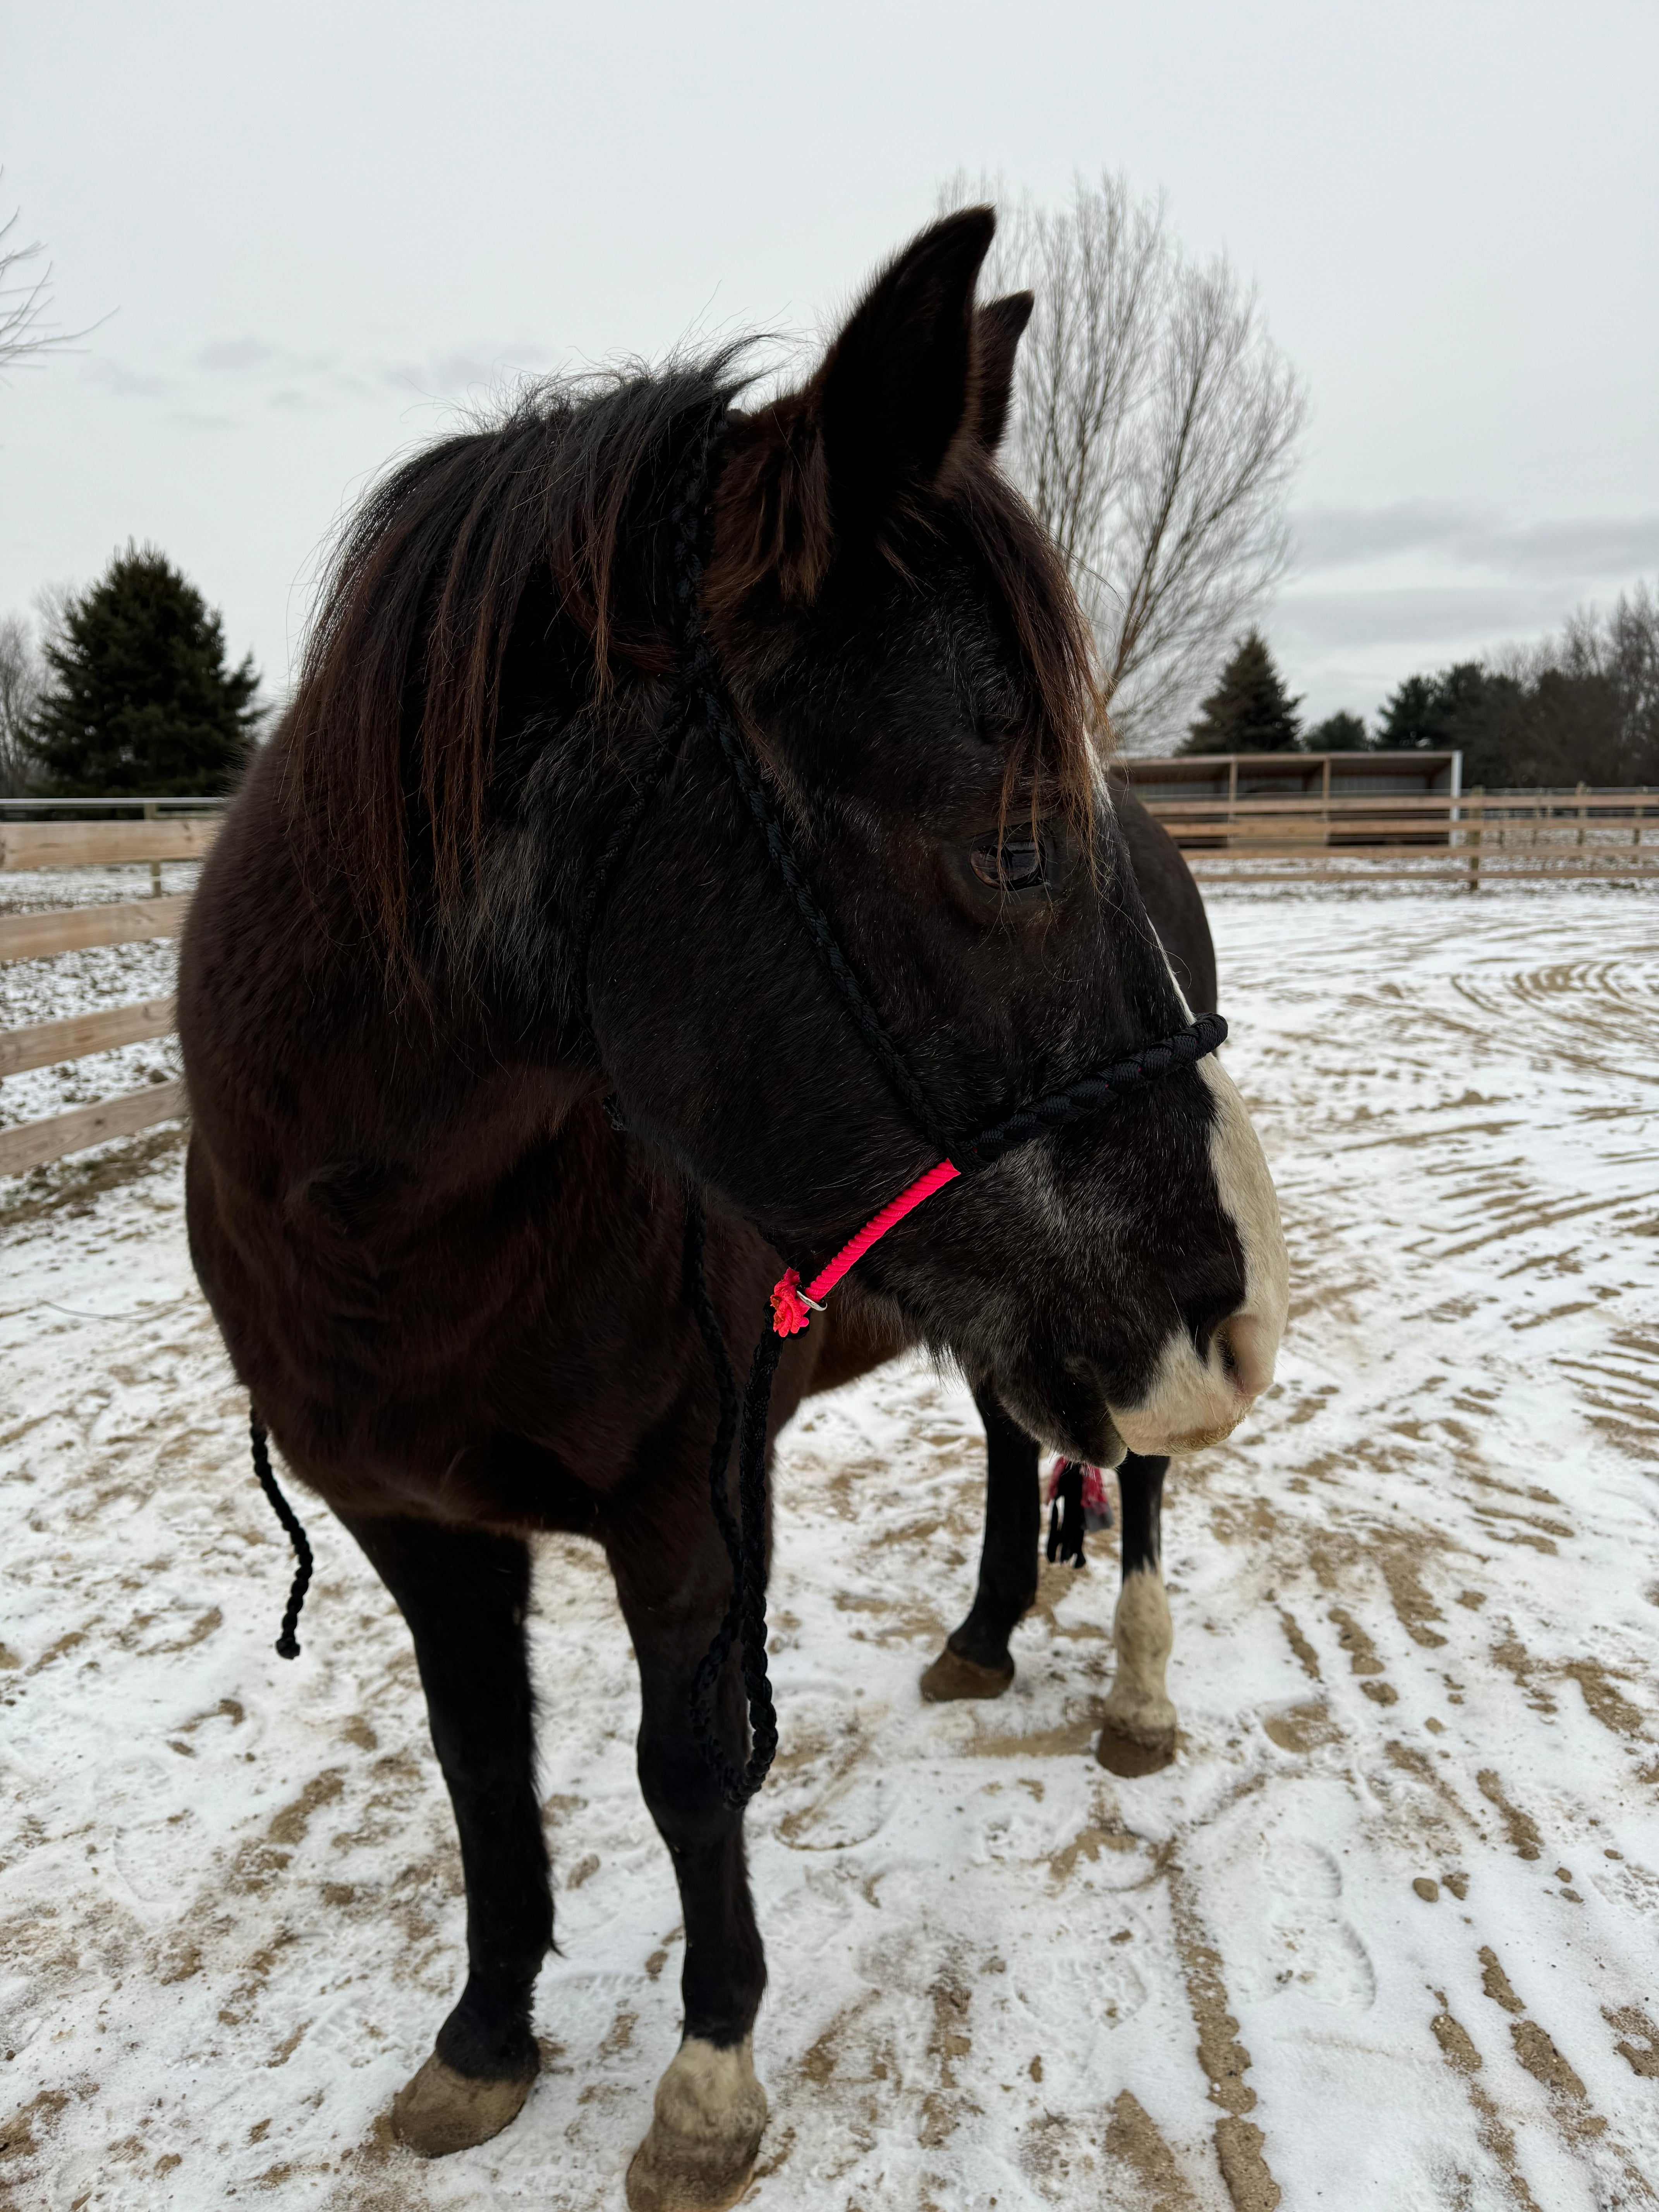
[179,210,1287,2210]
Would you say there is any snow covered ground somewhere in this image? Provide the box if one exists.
[2,883,1657,2211]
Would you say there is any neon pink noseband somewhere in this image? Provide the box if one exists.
[768,1159,962,1334]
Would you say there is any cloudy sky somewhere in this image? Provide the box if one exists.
[3,0,1656,732]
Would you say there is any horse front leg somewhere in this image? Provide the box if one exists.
[607,1510,768,2212]
[1096,1452,1178,1775]
[340,1511,551,2156]
[920,1379,1039,1701]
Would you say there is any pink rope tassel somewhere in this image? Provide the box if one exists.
[771,1159,961,1336]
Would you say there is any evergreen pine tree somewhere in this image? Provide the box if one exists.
[26,545,261,795]
[1178,631,1303,754]
[1302,709,1370,752]
[1374,661,1518,782]
[1375,663,1489,754]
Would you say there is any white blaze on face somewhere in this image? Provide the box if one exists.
[1110,1052,1289,1458]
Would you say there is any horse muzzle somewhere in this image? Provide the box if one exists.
[1107,1305,1280,1458]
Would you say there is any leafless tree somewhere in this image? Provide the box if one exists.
[1560,580,1659,782]
[0,613,42,795]
[0,188,101,374]
[945,173,1308,750]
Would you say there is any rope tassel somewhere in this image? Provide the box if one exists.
[1044,1456,1113,1567]
[1046,1458,1086,1567]
[249,1412,313,1659]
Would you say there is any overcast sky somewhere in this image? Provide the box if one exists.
[3,0,1656,731]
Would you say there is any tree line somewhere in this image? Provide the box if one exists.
[4,170,1652,799]
[1177,599,1659,787]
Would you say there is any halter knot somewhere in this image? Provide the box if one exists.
[770,1269,812,1336]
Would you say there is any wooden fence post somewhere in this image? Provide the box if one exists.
[1468,787,1483,891]
[144,799,162,896]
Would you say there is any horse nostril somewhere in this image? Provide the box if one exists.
[1215,1313,1274,1402]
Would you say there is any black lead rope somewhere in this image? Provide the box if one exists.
[249,1412,313,1659]
[682,1195,781,1805]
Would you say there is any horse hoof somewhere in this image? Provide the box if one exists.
[920,1645,1015,1702]
[626,2138,758,2212]
[625,2037,767,2212]
[1095,1720,1176,1778]
[390,2051,535,2157]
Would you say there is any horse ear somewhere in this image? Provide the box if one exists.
[974,292,1033,452]
[812,207,998,542]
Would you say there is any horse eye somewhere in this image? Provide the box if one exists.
[971,838,1047,890]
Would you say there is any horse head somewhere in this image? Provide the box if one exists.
[591,208,1288,1465]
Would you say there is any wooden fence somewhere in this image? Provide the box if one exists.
[1143,787,1659,886]
[3,786,1657,1177]
[0,813,217,1178]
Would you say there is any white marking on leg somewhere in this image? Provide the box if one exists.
[627,2034,768,2210]
[651,2035,766,2150]
[1100,1565,1176,1745]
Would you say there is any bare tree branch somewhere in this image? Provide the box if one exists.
[0,193,103,374]
[947,173,1308,751]
[0,613,43,795]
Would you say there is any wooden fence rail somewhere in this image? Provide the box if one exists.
[0,996,177,1078]
[1144,792,1659,814]
[0,817,221,872]
[0,895,193,963]
[0,1079,188,1179]
[1140,789,1659,887]
[3,787,1656,1177]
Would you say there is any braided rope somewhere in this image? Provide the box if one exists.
[681,1194,741,1560]
[965,1011,1227,1168]
[249,1412,313,1660]
[768,1015,1227,1337]
[684,1188,781,1807]
[696,663,962,1167]
[574,403,952,1167]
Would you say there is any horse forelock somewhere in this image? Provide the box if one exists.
[706,405,1102,836]
[283,338,1100,967]
[284,351,755,958]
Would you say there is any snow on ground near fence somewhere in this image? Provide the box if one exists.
[2,886,1657,2210]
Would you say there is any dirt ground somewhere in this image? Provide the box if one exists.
[2,883,1657,2210]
